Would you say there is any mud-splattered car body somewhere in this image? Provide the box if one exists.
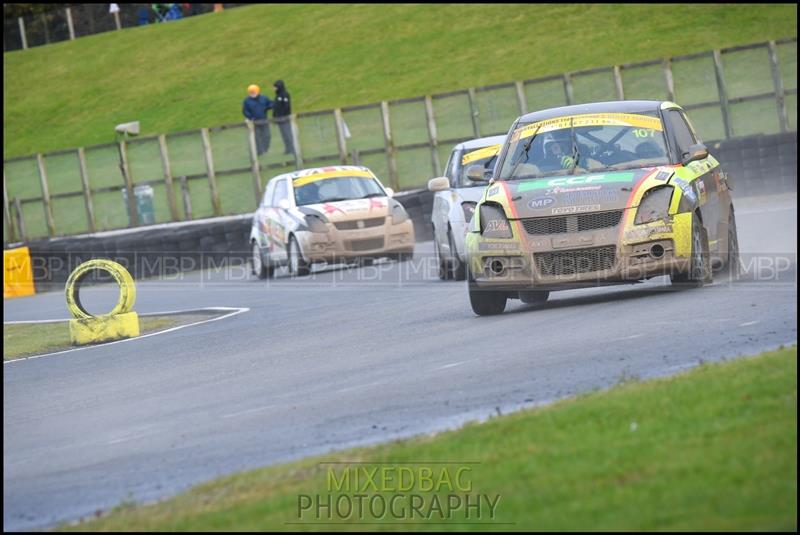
[249,165,415,278]
[465,100,739,315]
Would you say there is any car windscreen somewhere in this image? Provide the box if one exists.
[293,176,385,206]
[456,144,501,187]
[498,111,670,181]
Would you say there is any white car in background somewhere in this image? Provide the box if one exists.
[427,135,506,280]
[250,165,415,278]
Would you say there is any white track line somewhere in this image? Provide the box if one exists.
[3,307,249,365]
[739,320,761,327]
[3,306,246,325]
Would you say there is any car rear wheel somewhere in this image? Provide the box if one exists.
[448,228,466,281]
[671,213,711,288]
[468,268,506,316]
[288,236,311,277]
[519,290,549,304]
[251,241,273,279]
[720,210,740,281]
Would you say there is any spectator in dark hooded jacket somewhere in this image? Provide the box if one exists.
[273,80,294,155]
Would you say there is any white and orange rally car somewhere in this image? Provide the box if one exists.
[249,165,415,278]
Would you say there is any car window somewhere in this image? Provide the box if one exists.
[665,109,697,157]
[294,176,385,206]
[272,179,288,206]
[498,111,670,180]
[456,145,501,187]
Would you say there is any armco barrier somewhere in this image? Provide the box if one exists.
[19,190,434,291]
[12,132,796,291]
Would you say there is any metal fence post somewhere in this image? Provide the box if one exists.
[380,101,399,191]
[767,40,789,133]
[563,73,574,105]
[200,127,222,217]
[245,121,263,204]
[18,17,28,50]
[13,198,27,241]
[118,140,138,227]
[515,81,528,115]
[613,66,625,100]
[3,171,16,243]
[424,95,442,177]
[333,109,349,165]
[36,153,56,237]
[290,114,304,169]
[467,88,481,137]
[65,7,76,40]
[76,148,96,233]
[662,59,675,101]
[179,176,193,220]
[158,135,180,221]
[712,49,733,139]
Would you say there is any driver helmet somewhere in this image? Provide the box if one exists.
[542,130,572,159]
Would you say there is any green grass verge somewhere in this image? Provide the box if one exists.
[64,346,797,531]
[4,315,180,360]
[3,4,797,158]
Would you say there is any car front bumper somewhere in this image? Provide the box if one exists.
[466,212,694,290]
[298,219,415,262]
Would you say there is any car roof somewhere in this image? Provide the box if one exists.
[455,135,508,151]
[270,165,375,182]
[518,100,669,123]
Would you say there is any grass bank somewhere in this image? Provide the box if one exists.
[65,345,797,531]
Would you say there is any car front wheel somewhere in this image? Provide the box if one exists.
[671,213,711,287]
[251,241,273,279]
[288,236,311,277]
[468,268,506,316]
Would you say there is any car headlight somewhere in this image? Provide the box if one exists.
[305,214,329,233]
[461,201,476,223]
[480,203,513,238]
[635,186,673,225]
[391,202,409,225]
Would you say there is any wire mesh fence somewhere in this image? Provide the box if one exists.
[3,4,240,52]
[3,37,797,242]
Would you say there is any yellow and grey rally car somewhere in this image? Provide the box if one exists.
[465,100,740,315]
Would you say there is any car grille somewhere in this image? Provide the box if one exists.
[521,210,623,235]
[347,238,385,251]
[535,245,617,276]
[334,217,386,231]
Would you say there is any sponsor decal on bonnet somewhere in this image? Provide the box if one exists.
[528,196,555,209]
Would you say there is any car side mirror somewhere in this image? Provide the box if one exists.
[427,177,450,192]
[466,164,489,182]
[278,198,290,210]
[682,143,709,166]
[384,187,395,198]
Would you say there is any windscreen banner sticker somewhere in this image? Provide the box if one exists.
[511,113,663,142]
[517,172,636,192]
[462,145,501,165]
[293,169,375,187]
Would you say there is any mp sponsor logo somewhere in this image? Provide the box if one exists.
[528,196,555,209]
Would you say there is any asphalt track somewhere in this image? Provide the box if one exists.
[3,194,797,530]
